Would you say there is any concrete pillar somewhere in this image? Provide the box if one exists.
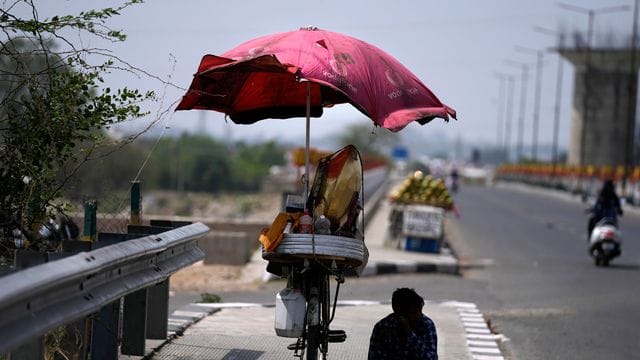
[559,48,639,167]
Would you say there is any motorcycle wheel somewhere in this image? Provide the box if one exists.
[594,257,601,266]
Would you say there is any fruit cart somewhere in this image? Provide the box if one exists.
[387,171,453,253]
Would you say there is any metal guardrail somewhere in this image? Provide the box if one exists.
[362,167,390,226]
[0,222,209,355]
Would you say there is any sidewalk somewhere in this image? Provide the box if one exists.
[127,181,508,360]
[149,301,493,360]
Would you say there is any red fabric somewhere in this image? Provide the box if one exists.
[177,27,456,131]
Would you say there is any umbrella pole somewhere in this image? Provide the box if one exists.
[304,81,311,210]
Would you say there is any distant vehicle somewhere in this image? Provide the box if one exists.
[587,216,622,267]
[449,167,459,193]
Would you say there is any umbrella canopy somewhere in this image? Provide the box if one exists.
[176,26,456,131]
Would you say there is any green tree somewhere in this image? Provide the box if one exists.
[63,141,147,200]
[138,135,286,194]
[0,1,154,251]
[337,122,400,156]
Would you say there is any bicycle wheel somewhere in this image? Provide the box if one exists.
[303,269,330,359]
[306,325,321,360]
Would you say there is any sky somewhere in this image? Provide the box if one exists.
[31,0,640,158]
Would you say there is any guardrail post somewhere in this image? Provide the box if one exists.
[8,338,44,359]
[9,250,47,359]
[146,279,169,340]
[89,237,126,360]
[90,300,120,360]
[83,200,97,242]
[130,181,141,225]
[121,288,148,356]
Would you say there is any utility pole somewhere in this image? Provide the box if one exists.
[623,0,639,198]
[505,60,530,162]
[516,45,544,162]
[505,75,516,162]
[534,26,567,177]
[494,73,507,155]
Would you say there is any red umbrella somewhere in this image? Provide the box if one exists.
[176,26,456,202]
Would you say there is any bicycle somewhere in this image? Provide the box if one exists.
[264,233,365,360]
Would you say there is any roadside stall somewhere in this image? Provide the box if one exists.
[175,26,455,359]
[260,145,367,272]
[388,171,454,253]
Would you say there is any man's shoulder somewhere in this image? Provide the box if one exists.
[420,314,436,327]
[373,313,396,327]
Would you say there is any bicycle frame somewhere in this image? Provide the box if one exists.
[285,259,346,360]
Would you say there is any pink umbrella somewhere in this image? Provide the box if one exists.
[177,26,455,129]
[177,26,456,202]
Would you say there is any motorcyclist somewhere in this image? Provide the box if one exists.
[587,179,623,238]
[449,167,459,193]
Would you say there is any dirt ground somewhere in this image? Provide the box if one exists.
[167,190,283,295]
[170,262,265,293]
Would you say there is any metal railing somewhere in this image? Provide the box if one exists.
[0,222,209,357]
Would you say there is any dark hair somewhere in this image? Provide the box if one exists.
[599,179,617,199]
[391,288,424,315]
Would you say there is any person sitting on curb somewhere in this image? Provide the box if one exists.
[368,288,438,360]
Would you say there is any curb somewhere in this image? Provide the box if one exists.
[359,258,459,277]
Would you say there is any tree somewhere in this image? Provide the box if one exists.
[138,135,286,194]
[337,122,400,157]
[0,1,154,252]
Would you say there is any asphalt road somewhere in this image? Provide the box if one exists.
[443,183,640,360]
[170,182,640,359]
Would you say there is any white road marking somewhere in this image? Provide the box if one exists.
[469,346,501,354]
[472,355,504,360]
[467,340,499,347]
[464,322,491,328]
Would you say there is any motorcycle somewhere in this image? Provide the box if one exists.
[4,213,79,251]
[449,169,459,193]
[588,217,622,267]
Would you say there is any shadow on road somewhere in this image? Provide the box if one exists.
[600,263,640,271]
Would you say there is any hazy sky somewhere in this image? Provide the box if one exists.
[33,0,639,155]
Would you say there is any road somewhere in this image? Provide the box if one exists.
[446,183,640,359]
[186,183,640,360]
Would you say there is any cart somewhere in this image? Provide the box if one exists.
[388,204,444,253]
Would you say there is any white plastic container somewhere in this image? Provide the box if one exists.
[275,287,306,338]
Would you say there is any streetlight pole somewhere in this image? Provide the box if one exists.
[558,3,631,172]
[534,26,567,177]
[515,45,544,162]
[493,73,507,153]
[506,60,529,162]
[624,0,639,199]
[505,75,516,162]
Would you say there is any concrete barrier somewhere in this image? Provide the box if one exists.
[196,221,268,265]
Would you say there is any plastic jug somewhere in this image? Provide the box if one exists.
[275,287,306,337]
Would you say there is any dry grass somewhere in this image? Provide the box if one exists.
[142,190,283,222]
